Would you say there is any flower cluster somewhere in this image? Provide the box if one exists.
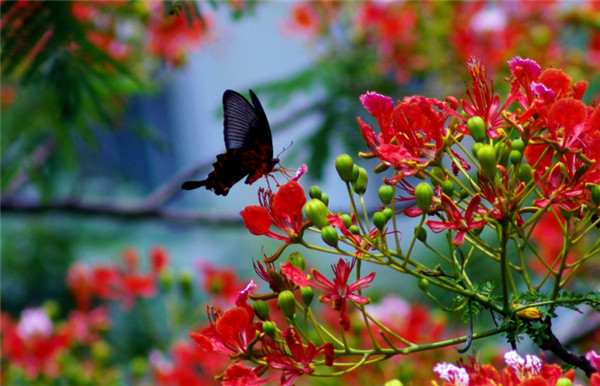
[193,57,600,385]
[67,247,169,311]
[285,1,600,85]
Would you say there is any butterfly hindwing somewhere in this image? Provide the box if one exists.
[181,89,277,196]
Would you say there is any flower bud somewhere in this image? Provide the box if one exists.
[308,186,322,200]
[253,300,270,320]
[277,290,296,318]
[441,180,454,197]
[511,138,525,153]
[378,185,394,205]
[92,341,111,366]
[321,226,339,247]
[129,357,147,378]
[304,198,330,228]
[287,252,305,271]
[415,183,434,212]
[555,378,572,386]
[301,286,314,306]
[373,211,387,231]
[340,214,352,228]
[262,321,276,337]
[477,144,497,179]
[471,142,483,158]
[353,167,368,194]
[352,164,360,182]
[268,268,287,292]
[418,278,430,292]
[514,304,542,320]
[335,154,355,182]
[414,226,427,242]
[179,269,194,298]
[384,380,403,386]
[509,149,522,165]
[518,163,533,183]
[349,225,360,234]
[383,207,393,220]
[494,142,510,166]
[431,167,445,184]
[320,192,329,206]
[467,116,487,142]
[590,185,600,205]
[159,268,174,291]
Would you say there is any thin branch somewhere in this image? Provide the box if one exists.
[1,197,244,226]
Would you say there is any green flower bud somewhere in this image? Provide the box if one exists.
[555,378,572,386]
[511,138,525,153]
[383,207,393,221]
[308,186,322,200]
[373,211,387,230]
[414,226,427,242]
[509,149,522,165]
[494,142,510,166]
[340,213,352,228]
[384,380,404,386]
[477,144,497,179]
[415,183,434,212]
[378,185,395,205]
[431,167,445,184]
[441,180,454,197]
[320,192,329,207]
[321,225,339,247]
[417,278,430,293]
[471,142,483,158]
[277,290,296,318]
[349,225,360,234]
[304,198,330,228]
[92,341,111,366]
[42,300,60,320]
[267,268,287,292]
[287,252,305,270]
[467,116,487,142]
[262,321,276,337]
[591,185,600,205]
[129,357,147,378]
[179,269,194,298]
[353,167,368,194]
[352,164,360,182]
[301,286,314,306]
[159,268,174,291]
[518,163,533,183]
[459,188,469,200]
[253,300,270,321]
[335,154,355,182]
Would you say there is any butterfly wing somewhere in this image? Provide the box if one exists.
[181,90,276,196]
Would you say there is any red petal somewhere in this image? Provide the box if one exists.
[240,206,273,235]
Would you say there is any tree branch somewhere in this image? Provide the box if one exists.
[1,197,244,226]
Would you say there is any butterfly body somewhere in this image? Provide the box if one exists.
[181,90,277,196]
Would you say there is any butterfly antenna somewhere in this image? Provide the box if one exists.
[276,140,293,159]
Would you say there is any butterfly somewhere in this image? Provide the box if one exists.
[181,89,278,196]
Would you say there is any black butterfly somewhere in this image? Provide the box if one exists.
[181,89,278,196]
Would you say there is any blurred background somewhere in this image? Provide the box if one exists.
[2,1,600,384]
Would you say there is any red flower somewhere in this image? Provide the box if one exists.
[222,363,268,386]
[89,247,169,310]
[1,309,71,379]
[311,258,375,331]
[357,92,451,181]
[426,194,486,246]
[462,57,513,139]
[533,163,585,212]
[189,281,258,356]
[264,327,334,386]
[240,180,307,242]
[199,262,245,305]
